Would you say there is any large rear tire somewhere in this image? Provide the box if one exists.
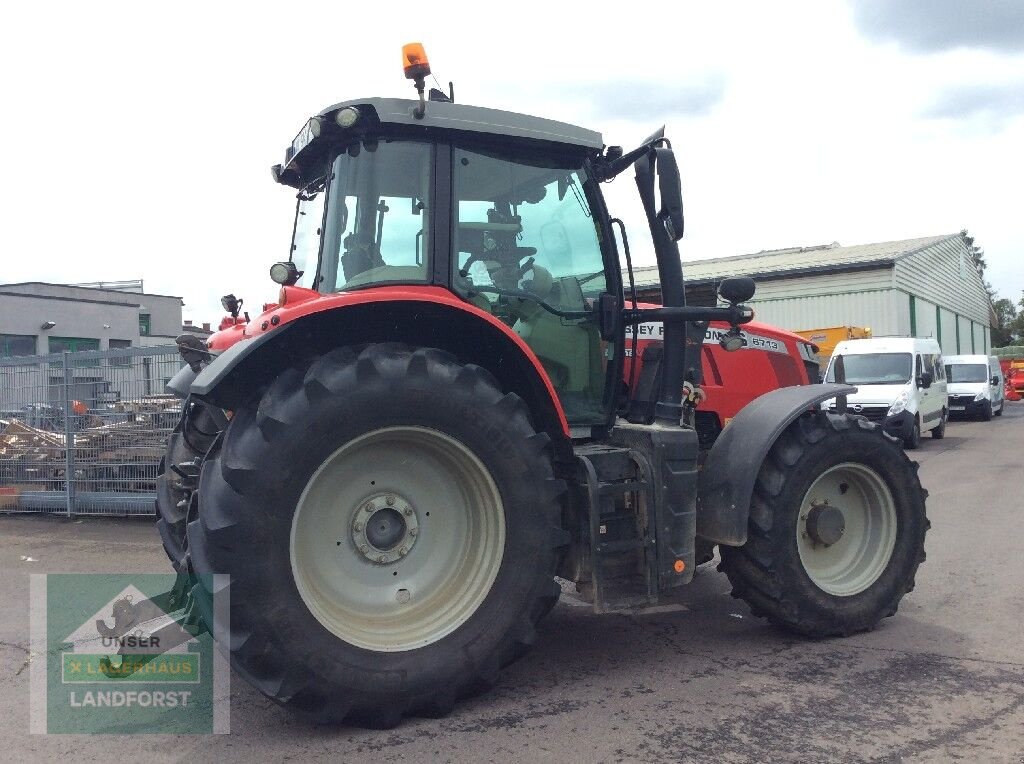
[187,344,565,725]
[719,412,928,637]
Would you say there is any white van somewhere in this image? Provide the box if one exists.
[823,337,947,449]
[944,354,1004,420]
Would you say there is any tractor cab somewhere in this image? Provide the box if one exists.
[277,107,614,425]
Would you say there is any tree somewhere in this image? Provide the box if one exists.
[1011,291,1024,345]
[991,297,1019,347]
[960,229,988,281]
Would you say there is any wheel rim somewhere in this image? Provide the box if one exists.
[290,426,505,652]
[796,462,897,597]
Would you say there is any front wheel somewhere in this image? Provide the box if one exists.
[186,345,565,725]
[719,412,929,637]
[930,410,946,439]
[155,397,224,570]
[981,401,993,421]
[903,417,921,450]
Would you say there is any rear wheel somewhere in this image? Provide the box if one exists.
[719,412,928,637]
[187,344,565,724]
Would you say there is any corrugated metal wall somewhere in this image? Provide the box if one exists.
[937,306,958,355]
[914,296,939,341]
[894,237,991,326]
[749,287,903,336]
[744,239,993,355]
[957,314,974,353]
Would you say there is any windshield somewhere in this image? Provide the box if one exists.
[319,140,432,291]
[826,352,912,385]
[945,363,988,383]
[288,177,326,289]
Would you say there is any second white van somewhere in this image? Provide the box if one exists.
[944,354,1004,420]
[824,337,947,449]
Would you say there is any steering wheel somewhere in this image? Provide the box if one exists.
[458,247,538,278]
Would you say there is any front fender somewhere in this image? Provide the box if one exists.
[189,327,287,402]
[697,383,856,546]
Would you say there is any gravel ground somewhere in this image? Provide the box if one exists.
[2,404,1023,762]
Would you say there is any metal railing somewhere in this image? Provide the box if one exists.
[1,345,184,517]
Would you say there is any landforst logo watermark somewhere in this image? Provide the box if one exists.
[30,573,229,734]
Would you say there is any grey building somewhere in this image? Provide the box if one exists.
[1,281,187,412]
[628,233,994,356]
[0,280,183,358]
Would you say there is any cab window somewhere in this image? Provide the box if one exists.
[319,141,432,292]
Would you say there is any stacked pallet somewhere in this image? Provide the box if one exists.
[0,395,182,496]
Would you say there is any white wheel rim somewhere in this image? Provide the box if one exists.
[796,462,897,597]
[290,426,505,652]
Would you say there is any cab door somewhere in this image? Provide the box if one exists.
[916,353,940,429]
[449,146,617,427]
[990,358,1004,409]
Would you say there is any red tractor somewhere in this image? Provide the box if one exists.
[156,45,928,725]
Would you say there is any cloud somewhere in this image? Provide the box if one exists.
[923,81,1024,125]
[547,76,727,122]
[851,0,1024,53]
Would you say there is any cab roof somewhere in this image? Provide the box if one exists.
[318,97,604,150]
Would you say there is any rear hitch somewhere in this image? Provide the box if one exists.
[97,571,208,676]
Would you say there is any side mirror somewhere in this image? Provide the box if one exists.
[718,277,756,304]
[991,376,1000,386]
[653,146,684,241]
[919,371,933,389]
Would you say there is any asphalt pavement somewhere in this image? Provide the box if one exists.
[2,404,1023,762]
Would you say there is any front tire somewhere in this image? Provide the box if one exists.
[187,344,565,725]
[719,412,929,637]
[930,410,946,439]
[981,401,993,421]
[903,417,921,449]
[155,397,223,570]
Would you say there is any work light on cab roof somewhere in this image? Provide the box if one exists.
[402,42,432,118]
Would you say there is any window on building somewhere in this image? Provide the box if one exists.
[1,334,36,358]
[109,339,132,367]
[139,314,152,336]
[49,336,101,366]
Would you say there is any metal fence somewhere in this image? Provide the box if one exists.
[1,345,184,516]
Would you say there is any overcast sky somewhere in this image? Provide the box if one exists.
[2,0,1022,322]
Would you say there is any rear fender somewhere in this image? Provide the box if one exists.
[697,383,856,546]
[187,298,571,443]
